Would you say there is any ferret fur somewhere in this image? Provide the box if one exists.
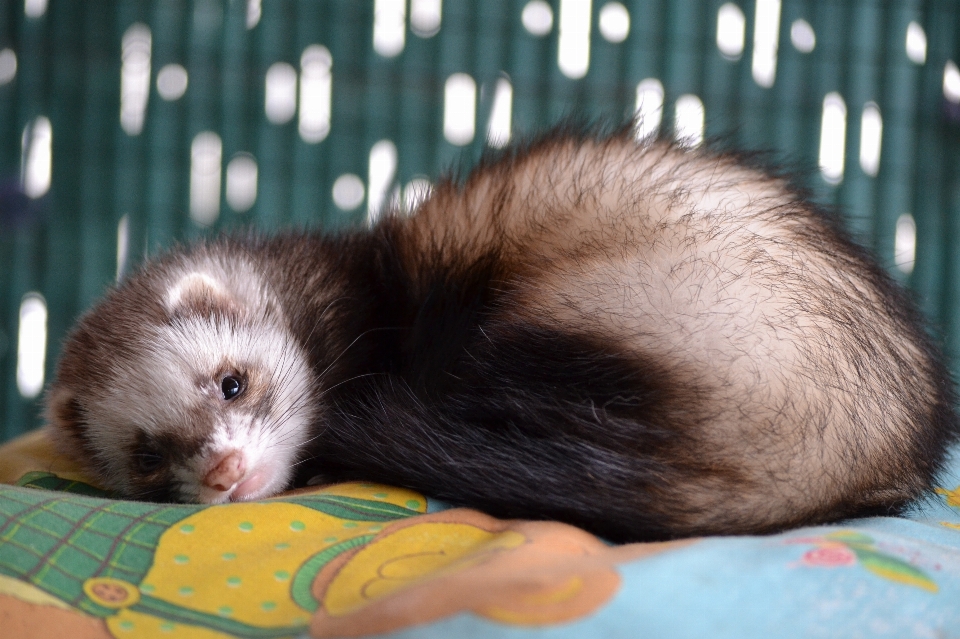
[46,131,959,542]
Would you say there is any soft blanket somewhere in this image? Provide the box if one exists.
[1,428,959,638]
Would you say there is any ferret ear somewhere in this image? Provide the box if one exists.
[45,386,93,456]
[164,272,239,317]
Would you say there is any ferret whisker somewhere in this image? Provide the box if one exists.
[315,326,406,382]
[316,372,386,400]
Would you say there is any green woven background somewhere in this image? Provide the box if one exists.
[1,0,959,442]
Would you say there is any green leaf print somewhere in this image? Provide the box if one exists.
[824,530,873,545]
[852,548,938,593]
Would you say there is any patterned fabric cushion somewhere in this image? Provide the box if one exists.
[1,428,959,638]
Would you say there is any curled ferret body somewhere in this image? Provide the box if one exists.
[47,131,959,542]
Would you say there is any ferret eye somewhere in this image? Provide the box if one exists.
[136,452,163,473]
[221,375,243,400]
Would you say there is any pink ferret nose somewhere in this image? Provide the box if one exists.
[203,450,246,491]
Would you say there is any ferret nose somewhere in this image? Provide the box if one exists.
[203,450,246,492]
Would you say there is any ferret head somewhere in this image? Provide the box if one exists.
[45,249,318,504]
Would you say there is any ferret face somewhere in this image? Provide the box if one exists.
[47,260,318,504]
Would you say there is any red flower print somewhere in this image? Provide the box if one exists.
[801,544,856,567]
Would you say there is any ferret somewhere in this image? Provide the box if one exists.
[45,130,959,542]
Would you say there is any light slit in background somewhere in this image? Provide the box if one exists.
[674,95,704,148]
[23,0,46,19]
[859,103,882,177]
[299,45,333,143]
[487,78,513,148]
[190,132,223,226]
[558,0,591,79]
[790,18,815,53]
[716,3,745,60]
[597,2,629,44]
[944,61,960,104]
[116,215,129,281]
[819,92,847,184]
[374,0,406,57]
[905,21,926,65]
[265,62,297,125]
[634,78,664,140]
[120,23,152,135]
[333,174,365,211]
[156,63,188,101]
[751,0,781,88]
[410,0,442,37]
[895,214,917,274]
[444,73,477,146]
[246,0,261,29]
[226,153,258,213]
[0,48,16,85]
[368,140,398,222]
[21,116,52,199]
[16,294,47,399]
[521,0,553,36]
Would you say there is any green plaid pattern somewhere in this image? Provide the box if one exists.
[0,480,420,620]
[0,485,198,617]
